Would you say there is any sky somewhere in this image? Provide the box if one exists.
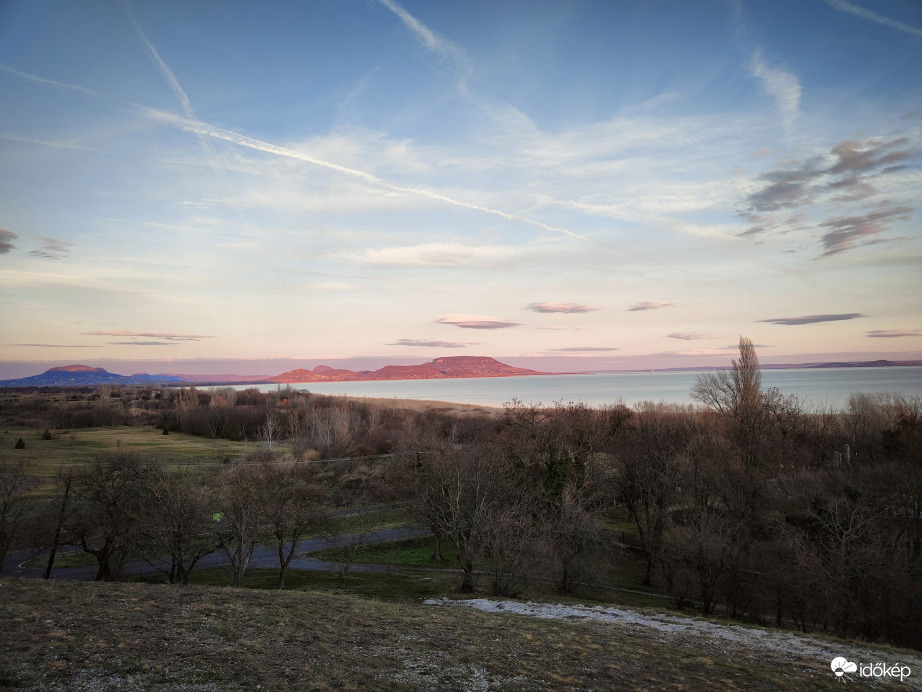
[0,0,920,378]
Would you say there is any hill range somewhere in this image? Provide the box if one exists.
[1,357,919,388]
[0,357,547,388]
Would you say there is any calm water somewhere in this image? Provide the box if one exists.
[213,367,922,410]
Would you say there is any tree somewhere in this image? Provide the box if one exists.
[213,463,265,587]
[417,445,505,592]
[138,463,216,584]
[65,453,150,581]
[691,336,761,415]
[0,459,39,571]
[614,404,687,586]
[261,464,327,588]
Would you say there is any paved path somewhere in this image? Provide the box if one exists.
[2,526,432,581]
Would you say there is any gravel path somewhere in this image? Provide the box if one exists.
[426,597,922,689]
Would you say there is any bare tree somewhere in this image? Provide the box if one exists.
[138,463,216,584]
[262,464,327,588]
[691,336,761,415]
[0,459,39,571]
[417,445,504,592]
[65,453,150,581]
[213,463,265,587]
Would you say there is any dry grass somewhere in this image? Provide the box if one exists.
[0,577,852,691]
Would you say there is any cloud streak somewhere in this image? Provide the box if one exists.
[387,339,477,348]
[119,0,195,120]
[0,64,99,96]
[667,333,717,340]
[148,108,591,244]
[747,50,801,133]
[628,301,675,311]
[27,236,73,260]
[377,0,472,87]
[818,0,922,38]
[0,229,18,254]
[354,243,513,267]
[527,302,599,314]
[547,347,619,352]
[435,314,521,330]
[83,330,215,341]
[866,329,922,339]
[758,313,865,325]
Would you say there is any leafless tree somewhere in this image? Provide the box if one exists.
[213,463,265,587]
[0,459,39,570]
[138,463,217,584]
[261,464,328,588]
[65,453,151,581]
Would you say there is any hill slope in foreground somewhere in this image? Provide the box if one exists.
[2,578,918,691]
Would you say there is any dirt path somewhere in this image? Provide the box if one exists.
[426,598,922,690]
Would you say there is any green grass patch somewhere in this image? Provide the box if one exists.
[316,507,412,537]
[0,426,257,477]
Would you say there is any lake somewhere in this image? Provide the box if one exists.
[210,367,922,411]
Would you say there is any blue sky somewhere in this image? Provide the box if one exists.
[0,0,920,377]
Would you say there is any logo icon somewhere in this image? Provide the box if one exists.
[831,657,857,679]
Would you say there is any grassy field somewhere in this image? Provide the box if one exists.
[0,577,856,691]
[0,426,260,476]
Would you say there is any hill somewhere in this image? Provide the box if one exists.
[0,365,184,388]
[269,356,546,383]
[0,577,893,691]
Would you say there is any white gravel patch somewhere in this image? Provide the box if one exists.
[426,597,922,689]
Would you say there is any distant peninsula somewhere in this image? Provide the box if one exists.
[0,357,548,388]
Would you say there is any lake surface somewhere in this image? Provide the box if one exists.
[211,367,922,411]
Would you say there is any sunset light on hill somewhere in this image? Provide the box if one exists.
[1,0,920,378]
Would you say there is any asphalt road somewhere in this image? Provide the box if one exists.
[1,526,433,582]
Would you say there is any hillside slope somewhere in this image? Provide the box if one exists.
[2,578,912,690]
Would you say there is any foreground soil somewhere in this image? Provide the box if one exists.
[0,578,915,691]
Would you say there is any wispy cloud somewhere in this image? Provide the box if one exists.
[387,339,477,348]
[759,313,865,325]
[747,50,801,133]
[147,108,590,243]
[628,301,675,311]
[435,314,521,330]
[27,236,73,260]
[0,229,18,254]
[83,330,215,341]
[13,343,101,348]
[0,63,99,96]
[866,329,922,339]
[527,302,599,314]
[739,136,919,256]
[119,0,194,120]
[547,346,619,352]
[354,243,513,267]
[110,340,177,346]
[818,0,922,38]
[667,332,717,340]
[376,0,472,88]
[818,206,914,256]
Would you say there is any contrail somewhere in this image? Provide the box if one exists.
[818,0,922,38]
[376,0,472,83]
[118,0,196,119]
[146,108,589,241]
[0,64,99,96]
